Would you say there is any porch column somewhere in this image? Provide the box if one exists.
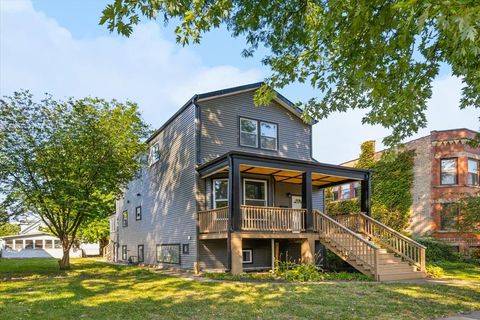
[360,173,371,216]
[229,157,242,231]
[302,171,313,230]
[301,235,315,264]
[230,233,243,274]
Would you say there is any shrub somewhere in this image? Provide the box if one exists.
[426,265,445,278]
[415,237,460,262]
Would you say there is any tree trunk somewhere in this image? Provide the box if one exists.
[59,247,70,270]
[99,238,109,256]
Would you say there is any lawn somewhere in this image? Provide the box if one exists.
[0,258,479,320]
[429,261,480,282]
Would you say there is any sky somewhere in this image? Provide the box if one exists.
[1,0,478,163]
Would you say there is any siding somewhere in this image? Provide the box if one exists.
[198,239,227,271]
[199,90,312,165]
[115,104,197,269]
[243,239,272,270]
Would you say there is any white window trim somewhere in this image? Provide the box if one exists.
[135,206,142,221]
[242,249,253,264]
[260,121,278,151]
[243,179,268,206]
[213,178,229,209]
[467,159,479,185]
[240,118,259,148]
[340,184,350,200]
[150,143,160,165]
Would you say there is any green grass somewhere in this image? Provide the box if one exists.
[0,258,479,320]
[204,270,372,282]
[428,261,480,282]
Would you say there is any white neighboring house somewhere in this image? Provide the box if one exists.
[0,220,99,259]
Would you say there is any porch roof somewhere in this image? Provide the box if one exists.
[197,151,370,188]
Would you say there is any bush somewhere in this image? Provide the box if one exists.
[426,265,445,278]
[415,237,460,262]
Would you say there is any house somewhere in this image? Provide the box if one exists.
[0,219,99,258]
[336,129,480,255]
[109,82,426,281]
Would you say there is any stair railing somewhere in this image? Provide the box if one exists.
[314,210,380,280]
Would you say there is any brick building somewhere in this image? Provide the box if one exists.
[334,128,479,255]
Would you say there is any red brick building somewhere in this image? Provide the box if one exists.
[335,128,480,255]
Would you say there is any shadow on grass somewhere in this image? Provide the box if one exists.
[0,259,479,320]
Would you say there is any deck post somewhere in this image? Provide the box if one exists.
[230,157,242,231]
[230,233,243,274]
[301,171,313,230]
[360,173,371,216]
[301,235,315,264]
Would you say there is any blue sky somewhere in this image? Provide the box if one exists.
[1,0,478,163]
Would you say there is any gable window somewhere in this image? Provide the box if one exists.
[122,210,128,227]
[135,206,142,221]
[242,249,253,264]
[467,159,479,186]
[440,203,460,231]
[156,244,181,264]
[244,179,267,206]
[440,158,457,185]
[332,187,339,201]
[353,182,360,198]
[260,122,278,150]
[122,245,127,260]
[213,179,229,208]
[150,143,160,165]
[138,245,144,263]
[340,184,350,200]
[240,118,258,148]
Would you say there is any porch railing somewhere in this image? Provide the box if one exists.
[241,205,306,232]
[334,213,426,272]
[198,207,229,233]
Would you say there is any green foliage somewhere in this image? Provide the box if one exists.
[414,237,460,262]
[326,198,360,216]
[426,265,445,278]
[456,193,480,232]
[0,223,20,237]
[356,141,376,169]
[0,91,148,268]
[77,216,110,243]
[101,0,480,145]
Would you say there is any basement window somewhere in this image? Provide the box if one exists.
[242,249,253,264]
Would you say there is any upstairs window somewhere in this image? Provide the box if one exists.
[122,210,128,227]
[135,206,142,221]
[240,118,258,148]
[260,122,278,150]
[340,184,350,200]
[353,182,360,198]
[467,159,479,186]
[332,187,339,201]
[150,143,160,165]
[213,179,229,208]
[440,158,457,185]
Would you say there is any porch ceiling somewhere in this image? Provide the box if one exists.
[239,164,356,186]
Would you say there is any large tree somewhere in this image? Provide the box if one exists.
[0,91,148,269]
[100,0,479,145]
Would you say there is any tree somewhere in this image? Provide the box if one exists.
[77,216,111,256]
[0,223,20,237]
[100,0,480,145]
[0,91,148,269]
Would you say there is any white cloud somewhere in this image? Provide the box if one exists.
[0,0,262,129]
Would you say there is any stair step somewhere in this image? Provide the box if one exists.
[378,272,426,281]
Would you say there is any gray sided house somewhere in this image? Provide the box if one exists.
[110,83,427,281]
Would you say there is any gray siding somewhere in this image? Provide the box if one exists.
[199,90,312,165]
[115,104,197,269]
[198,239,227,271]
[243,239,272,270]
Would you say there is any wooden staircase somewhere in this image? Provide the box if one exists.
[314,210,426,281]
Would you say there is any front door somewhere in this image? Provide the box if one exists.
[291,196,302,232]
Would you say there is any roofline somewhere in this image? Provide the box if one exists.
[339,127,479,165]
[145,82,318,144]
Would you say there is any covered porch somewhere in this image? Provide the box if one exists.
[196,152,371,274]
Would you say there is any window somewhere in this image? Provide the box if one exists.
[54,240,61,249]
[122,245,128,260]
[5,240,13,250]
[242,249,253,264]
[182,244,189,254]
[440,158,457,185]
[135,206,142,221]
[260,122,278,150]
[122,210,128,227]
[35,240,43,249]
[467,159,479,186]
[45,240,52,249]
[353,182,360,198]
[240,118,258,147]
[332,188,339,201]
[244,179,267,206]
[340,184,350,200]
[138,245,144,263]
[15,241,23,250]
[213,179,229,208]
[156,244,181,264]
[440,203,460,231]
[150,143,160,164]
[25,240,33,249]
